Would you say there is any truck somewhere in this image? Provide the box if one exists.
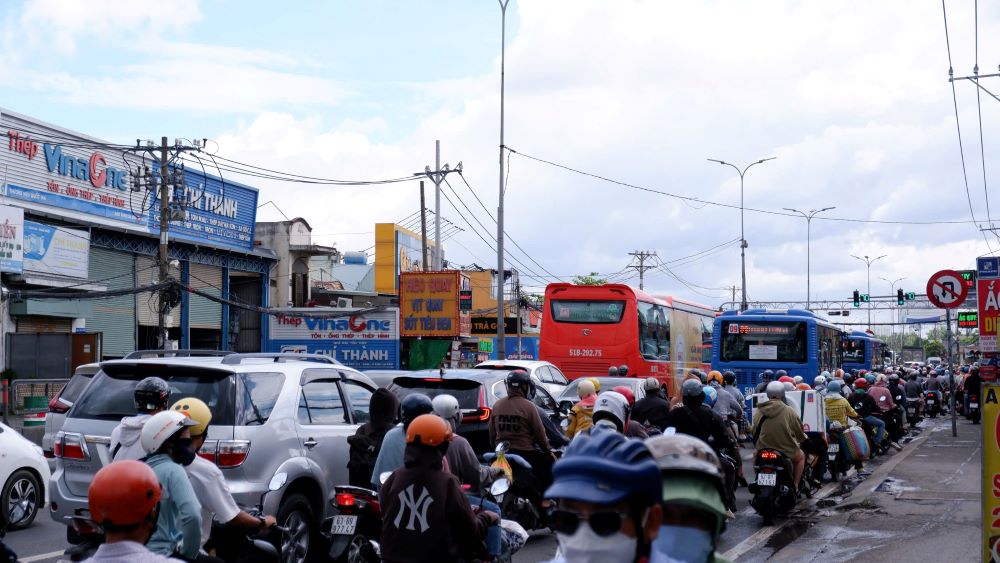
[900,346,925,364]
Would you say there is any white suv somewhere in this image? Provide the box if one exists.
[473,359,570,396]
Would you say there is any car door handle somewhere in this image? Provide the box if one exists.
[304,438,318,449]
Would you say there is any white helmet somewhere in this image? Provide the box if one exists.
[592,391,629,433]
[783,381,795,392]
[432,394,461,430]
[140,410,198,455]
[643,377,661,392]
[814,375,827,386]
[792,375,803,385]
[766,381,786,401]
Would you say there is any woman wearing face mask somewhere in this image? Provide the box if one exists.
[140,410,204,561]
[644,433,732,563]
[543,426,663,563]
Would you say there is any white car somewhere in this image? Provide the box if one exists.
[1,422,50,530]
[473,359,570,396]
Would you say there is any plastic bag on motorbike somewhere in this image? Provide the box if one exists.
[491,451,514,483]
[840,426,870,461]
[500,518,529,557]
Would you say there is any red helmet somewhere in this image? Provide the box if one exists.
[778,376,794,384]
[612,385,635,407]
[854,379,869,390]
[89,460,161,527]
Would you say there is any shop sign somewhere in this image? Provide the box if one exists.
[979,279,1000,353]
[23,221,89,279]
[486,336,539,361]
[478,338,493,353]
[267,308,400,370]
[399,271,470,338]
[983,383,1000,561]
[958,310,978,329]
[471,316,520,335]
[0,205,23,273]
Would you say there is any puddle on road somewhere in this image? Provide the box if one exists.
[763,519,815,552]
[874,477,918,496]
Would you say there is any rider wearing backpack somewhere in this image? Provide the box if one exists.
[347,388,400,488]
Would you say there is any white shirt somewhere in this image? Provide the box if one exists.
[184,455,242,547]
[84,540,183,562]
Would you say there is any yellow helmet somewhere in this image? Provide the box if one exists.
[587,377,601,393]
[171,397,212,437]
[708,370,723,385]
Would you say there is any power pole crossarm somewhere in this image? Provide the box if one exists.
[627,251,657,290]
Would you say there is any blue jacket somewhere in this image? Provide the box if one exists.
[146,454,202,559]
[370,425,405,488]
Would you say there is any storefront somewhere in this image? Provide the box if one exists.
[267,307,400,370]
[398,271,473,369]
[1,108,272,375]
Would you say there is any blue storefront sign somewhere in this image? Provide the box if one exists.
[979,256,999,279]
[488,336,539,361]
[267,308,401,371]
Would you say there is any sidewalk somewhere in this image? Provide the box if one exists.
[761,416,980,562]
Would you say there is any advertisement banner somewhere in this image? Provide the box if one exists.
[471,316,519,335]
[267,308,399,370]
[399,271,470,338]
[23,221,89,278]
[0,205,24,273]
[487,336,539,361]
[979,279,1000,353]
[982,383,1000,561]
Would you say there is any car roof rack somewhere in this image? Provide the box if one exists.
[220,353,341,366]
[123,349,235,359]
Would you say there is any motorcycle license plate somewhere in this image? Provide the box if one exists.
[828,443,839,453]
[971,403,979,409]
[756,473,777,487]
[927,400,934,404]
[331,515,358,535]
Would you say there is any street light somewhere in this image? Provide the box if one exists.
[707,156,776,311]
[783,206,835,310]
[880,276,906,355]
[851,253,887,330]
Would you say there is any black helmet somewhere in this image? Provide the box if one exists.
[608,366,620,377]
[505,370,532,396]
[618,365,629,377]
[400,393,434,429]
[761,370,774,381]
[723,371,736,385]
[134,377,170,413]
[775,369,788,379]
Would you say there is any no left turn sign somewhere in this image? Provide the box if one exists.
[926,269,968,309]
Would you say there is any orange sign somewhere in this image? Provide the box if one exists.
[984,383,1000,561]
[399,271,470,338]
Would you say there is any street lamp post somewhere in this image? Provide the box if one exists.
[851,254,887,330]
[707,156,776,311]
[783,206,835,310]
[881,276,906,355]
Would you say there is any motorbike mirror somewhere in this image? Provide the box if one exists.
[379,471,393,485]
[560,418,569,430]
[490,478,510,497]
[495,441,510,454]
[268,473,288,492]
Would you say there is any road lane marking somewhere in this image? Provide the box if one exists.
[20,550,66,562]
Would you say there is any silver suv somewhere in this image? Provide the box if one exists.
[49,352,378,563]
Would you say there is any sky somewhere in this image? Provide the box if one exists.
[2,0,999,330]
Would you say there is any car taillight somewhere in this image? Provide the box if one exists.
[335,493,356,507]
[55,432,88,460]
[462,407,492,423]
[197,440,219,462]
[216,440,251,468]
[48,396,70,414]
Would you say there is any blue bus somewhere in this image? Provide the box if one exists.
[841,330,886,373]
[712,309,843,397]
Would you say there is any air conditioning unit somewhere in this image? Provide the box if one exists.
[336,297,353,308]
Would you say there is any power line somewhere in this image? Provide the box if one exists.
[972,0,994,234]
[626,250,657,290]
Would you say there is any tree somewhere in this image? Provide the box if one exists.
[924,340,944,358]
[572,272,608,286]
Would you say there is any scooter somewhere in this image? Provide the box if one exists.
[968,393,981,425]
[748,448,797,526]
[209,473,289,563]
[320,483,382,563]
[905,398,923,426]
[483,442,547,532]
[826,426,845,482]
[924,392,940,418]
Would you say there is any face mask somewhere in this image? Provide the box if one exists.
[556,522,637,563]
[172,438,197,466]
[650,525,714,563]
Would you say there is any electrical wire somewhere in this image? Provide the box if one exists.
[972,0,995,241]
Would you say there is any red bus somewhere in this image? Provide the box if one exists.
[539,283,716,392]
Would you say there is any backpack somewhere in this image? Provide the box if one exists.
[347,424,390,488]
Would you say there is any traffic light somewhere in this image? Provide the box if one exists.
[853,290,860,307]
[897,288,904,305]
[861,294,870,303]
[905,291,916,301]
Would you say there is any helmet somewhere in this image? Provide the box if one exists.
[140,410,198,455]
[170,397,211,437]
[796,383,811,391]
[859,369,868,377]
[834,369,845,378]
[612,385,635,407]
[793,376,803,385]
[401,393,434,429]
[577,379,597,398]
[889,373,901,383]
[134,377,170,413]
[775,369,788,379]
[588,377,602,393]
[618,365,630,377]
[820,370,831,379]
[89,460,161,528]
[405,414,452,447]
[814,375,827,386]
[723,371,736,385]
[778,375,794,384]
[644,434,727,538]
[854,379,869,390]
[643,377,661,392]
[761,370,775,382]
[593,391,630,432]
[546,426,661,506]
[609,366,620,377]
[505,370,532,396]
[875,374,888,385]
[765,381,786,401]
[682,379,704,399]
[783,381,795,391]
[827,381,843,394]
[431,394,461,430]
[865,374,876,385]
[702,386,718,407]
[707,370,723,385]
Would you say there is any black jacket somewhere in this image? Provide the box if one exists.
[966,373,983,398]
[347,388,399,487]
[849,392,878,418]
[379,443,491,563]
[662,400,733,452]
[631,395,671,431]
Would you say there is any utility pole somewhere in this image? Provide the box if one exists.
[419,141,460,271]
[851,254,887,331]
[628,251,658,290]
[496,0,511,360]
[420,181,428,271]
[158,137,170,349]
[783,206,835,310]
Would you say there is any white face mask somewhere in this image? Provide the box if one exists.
[556,522,637,563]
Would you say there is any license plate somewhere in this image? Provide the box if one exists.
[828,443,839,453]
[331,515,357,535]
[971,403,979,409]
[927,400,934,404]
[756,473,777,486]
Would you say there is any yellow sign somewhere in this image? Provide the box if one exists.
[399,271,469,338]
[984,383,1000,562]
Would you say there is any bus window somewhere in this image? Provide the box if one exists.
[701,317,714,364]
[638,301,670,361]
[818,325,840,372]
[720,321,807,363]
[550,300,625,324]
[842,339,864,364]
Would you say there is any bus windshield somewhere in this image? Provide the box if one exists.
[550,300,625,324]
[720,321,807,363]
[843,339,865,363]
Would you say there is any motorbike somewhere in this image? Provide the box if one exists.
[483,442,547,532]
[208,472,288,563]
[320,483,382,563]
[924,392,941,418]
[748,448,797,526]
[826,426,845,482]
[905,397,923,426]
[1,523,20,563]
[968,393,981,425]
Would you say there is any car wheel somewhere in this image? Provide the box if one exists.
[2,469,41,530]
[278,493,314,563]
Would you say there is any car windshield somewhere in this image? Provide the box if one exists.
[70,364,236,425]
[390,377,483,409]
[558,378,639,401]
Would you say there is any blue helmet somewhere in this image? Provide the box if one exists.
[702,386,718,408]
[400,393,433,429]
[545,426,662,506]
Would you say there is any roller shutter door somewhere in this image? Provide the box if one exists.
[189,263,222,329]
[136,256,180,328]
[15,316,72,333]
[88,248,136,357]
